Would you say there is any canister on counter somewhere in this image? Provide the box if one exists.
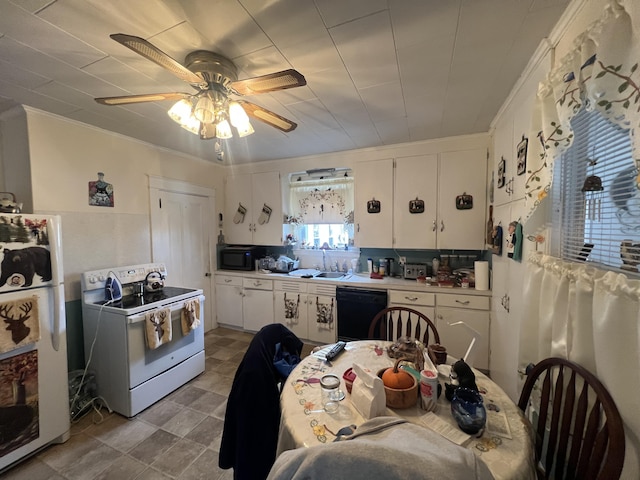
[378,258,387,276]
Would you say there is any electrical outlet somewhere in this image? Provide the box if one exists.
[399,256,407,265]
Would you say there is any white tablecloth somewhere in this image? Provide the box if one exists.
[277,340,535,480]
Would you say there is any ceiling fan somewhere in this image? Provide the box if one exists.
[95,34,306,139]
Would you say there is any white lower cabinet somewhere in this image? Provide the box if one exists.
[274,281,309,340]
[274,281,336,344]
[435,293,490,371]
[387,289,436,324]
[215,275,244,328]
[242,278,274,332]
[306,283,337,344]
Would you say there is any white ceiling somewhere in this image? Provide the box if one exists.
[0,0,569,165]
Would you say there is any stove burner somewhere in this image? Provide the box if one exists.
[94,286,197,309]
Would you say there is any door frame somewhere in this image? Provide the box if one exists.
[148,175,216,330]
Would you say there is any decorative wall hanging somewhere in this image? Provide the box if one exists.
[516,136,528,176]
[491,225,503,255]
[233,203,247,224]
[88,172,114,207]
[257,203,272,225]
[497,158,506,188]
[0,296,40,354]
[367,198,381,214]
[582,156,604,221]
[409,198,425,214]
[0,349,39,457]
[506,221,517,258]
[455,193,473,210]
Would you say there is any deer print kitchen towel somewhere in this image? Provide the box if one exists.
[144,307,172,349]
[0,295,40,354]
[181,299,200,335]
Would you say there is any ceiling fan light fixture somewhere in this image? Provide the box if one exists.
[216,119,233,139]
[236,122,255,137]
[194,93,215,123]
[168,98,194,125]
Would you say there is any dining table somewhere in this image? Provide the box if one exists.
[277,340,536,480]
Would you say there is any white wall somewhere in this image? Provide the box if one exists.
[8,108,225,301]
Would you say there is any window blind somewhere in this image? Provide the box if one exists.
[553,108,640,276]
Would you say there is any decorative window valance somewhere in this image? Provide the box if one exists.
[289,176,354,224]
[525,1,640,221]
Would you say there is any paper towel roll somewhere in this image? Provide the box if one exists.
[474,261,489,290]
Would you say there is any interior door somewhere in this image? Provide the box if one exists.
[150,182,215,332]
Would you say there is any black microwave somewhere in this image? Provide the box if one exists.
[219,246,266,271]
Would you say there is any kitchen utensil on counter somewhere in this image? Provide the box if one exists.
[144,271,165,292]
[0,192,22,213]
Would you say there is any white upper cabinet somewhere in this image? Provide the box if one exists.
[393,154,438,249]
[354,158,394,248]
[224,171,283,245]
[438,149,487,250]
[354,148,487,250]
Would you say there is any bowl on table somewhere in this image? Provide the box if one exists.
[376,368,419,409]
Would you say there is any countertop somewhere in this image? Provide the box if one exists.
[216,269,491,296]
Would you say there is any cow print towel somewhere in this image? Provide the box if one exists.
[0,296,40,354]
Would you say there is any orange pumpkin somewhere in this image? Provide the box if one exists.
[381,358,414,389]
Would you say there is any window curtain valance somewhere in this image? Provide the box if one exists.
[289,177,354,224]
[525,0,640,221]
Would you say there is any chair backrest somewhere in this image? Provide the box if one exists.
[517,357,625,480]
[367,306,439,346]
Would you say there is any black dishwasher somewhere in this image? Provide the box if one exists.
[336,287,388,341]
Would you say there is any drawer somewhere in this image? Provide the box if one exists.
[436,293,490,310]
[388,290,435,306]
[243,278,273,290]
[274,280,308,293]
[308,283,336,296]
[215,275,242,287]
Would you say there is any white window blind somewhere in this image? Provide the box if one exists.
[553,108,640,276]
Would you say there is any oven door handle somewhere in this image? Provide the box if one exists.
[127,295,205,324]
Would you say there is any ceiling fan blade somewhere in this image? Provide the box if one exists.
[110,34,206,87]
[95,92,190,105]
[230,69,306,96]
[238,101,297,132]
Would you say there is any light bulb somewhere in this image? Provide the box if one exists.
[194,94,215,123]
[229,102,249,127]
[168,99,193,125]
[236,121,255,137]
[216,119,233,139]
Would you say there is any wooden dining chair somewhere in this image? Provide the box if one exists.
[517,357,625,480]
[367,306,440,346]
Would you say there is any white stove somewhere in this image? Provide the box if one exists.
[81,263,205,417]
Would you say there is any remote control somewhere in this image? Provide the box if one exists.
[325,341,347,361]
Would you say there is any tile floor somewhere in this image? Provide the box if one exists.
[4,327,315,480]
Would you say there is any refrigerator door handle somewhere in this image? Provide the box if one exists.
[52,284,64,351]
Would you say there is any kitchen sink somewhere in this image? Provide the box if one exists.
[315,272,346,278]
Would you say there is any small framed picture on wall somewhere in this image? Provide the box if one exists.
[517,136,528,176]
[497,157,506,188]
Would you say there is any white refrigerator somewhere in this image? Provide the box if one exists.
[0,214,69,472]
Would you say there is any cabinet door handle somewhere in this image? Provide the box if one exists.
[437,314,443,320]
[357,223,360,233]
[455,300,470,305]
[432,220,437,232]
[440,220,445,232]
[404,296,418,302]
[205,272,212,277]
[253,281,262,287]
[224,279,232,283]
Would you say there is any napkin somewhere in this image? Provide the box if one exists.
[351,363,386,420]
